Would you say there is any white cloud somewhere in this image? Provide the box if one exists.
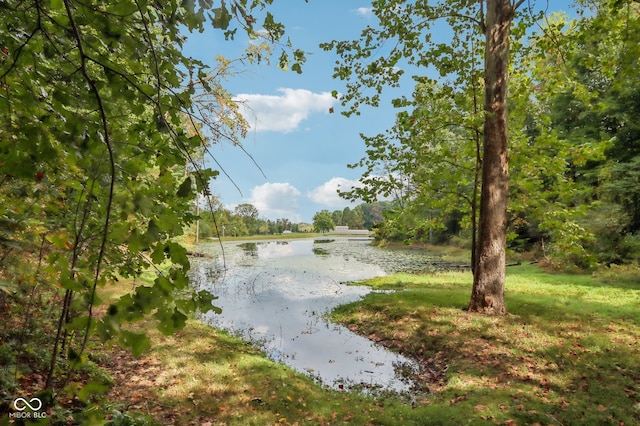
[307,177,360,208]
[248,182,301,221]
[353,7,373,18]
[234,88,336,133]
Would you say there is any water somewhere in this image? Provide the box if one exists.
[191,238,432,395]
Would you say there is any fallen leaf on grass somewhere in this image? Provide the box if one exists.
[449,395,467,405]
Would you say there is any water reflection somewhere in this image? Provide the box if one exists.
[237,242,257,256]
[193,238,425,395]
[312,247,329,256]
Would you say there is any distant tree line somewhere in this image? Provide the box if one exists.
[194,202,303,238]
[311,202,396,233]
[194,201,396,238]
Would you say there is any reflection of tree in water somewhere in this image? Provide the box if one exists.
[313,239,333,256]
[312,247,329,256]
[193,238,432,397]
[238,242,258,256]
[190,264,222,288]
[238,241,290,257]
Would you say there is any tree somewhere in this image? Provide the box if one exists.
[323,0,532,314]
[347,205,366,229]
[235,203,260,234]
[360,202,387,230]
[467,0,517,314]
[278,218,291,232]
[312,210,335,233]
[341,207,353,228]
[332,209,344,226]
[530,0,640,265]
[0,0,304,400]
[340,78,483,246]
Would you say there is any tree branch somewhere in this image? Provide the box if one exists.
[62,0,117,380]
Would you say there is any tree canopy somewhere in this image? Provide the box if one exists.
[312,210,335,233]
[323,0,528,313]
[323,0,640,311]
[0,0,304,398]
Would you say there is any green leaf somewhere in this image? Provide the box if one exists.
[177,176,193,198]
[278,51,289,71]
[133,285,160,314]
[195,289,221,314]
[96,318,118,342]
[170,268,189,290]
[155,307,188,335]
[145,220,162,246]
[114,294,144,322]
[65,315,90,332]
[60,276,87,291]
[127,228,146,253]
[154,275,173,296]
[211,6,232,30]
[50,0,63,10]
[166,242,189,268]
[77,381,109,403]
[120,330,151,356]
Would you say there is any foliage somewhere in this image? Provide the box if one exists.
[312,210,335,233]
[320,0,487,251]
[0,0,305,404]
[340,79,483,249]
[528,0,640,267]
[325,0,640,271]
[322,0,545,313]
[192,201,305,239]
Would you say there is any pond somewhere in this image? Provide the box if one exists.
[191,237,459,396]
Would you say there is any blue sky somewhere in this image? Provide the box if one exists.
[183,1,575,223]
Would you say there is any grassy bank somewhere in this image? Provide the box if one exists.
[94,278,430,425]
[5,257,637,425]
[330,264,640,425]
[91,264,640,425]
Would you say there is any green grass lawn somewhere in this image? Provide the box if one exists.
[330,264,640,425]
[94,264,639,425]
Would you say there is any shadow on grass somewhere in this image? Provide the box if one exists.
[330,268,640,425]
[146,321,441,425]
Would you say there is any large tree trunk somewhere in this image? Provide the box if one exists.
[469,0,514,314]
